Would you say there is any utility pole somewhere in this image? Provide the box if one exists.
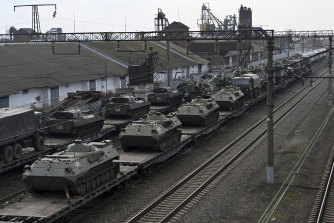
[14,4,57,34]
[328,36,333,107]
[266,38,274,184]
[167,40,171,87]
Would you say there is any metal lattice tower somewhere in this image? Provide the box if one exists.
[14,4,57,34]
[154,8,169,32]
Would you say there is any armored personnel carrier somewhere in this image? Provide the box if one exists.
[210,73,233,91]
[148,87,183,106]
[177,78,214,102]
[22,140,119,195]
[212,86,245,111]
[47,109,104,138]
[176,97,220,126]
[119,112,182,152]
[105,95,150,120]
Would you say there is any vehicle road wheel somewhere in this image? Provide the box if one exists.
[86,181,91,192]
[35,136,45,152]
[101,174,106,184]
[13,143,22,160]
[96,176,102,186]
[91,179,96,189]
[2,145,14,163]
[106,171,110,181]
[80,184,86,195]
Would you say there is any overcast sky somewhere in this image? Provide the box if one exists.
[0,0,333,33]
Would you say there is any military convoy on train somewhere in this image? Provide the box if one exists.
[104,95,150,120]
[47,109,104,138]
[0,108,45,163]
[176,97,220,126]
[232,73,261,100]
[148,86,183,106]
[119,112,182,152]
[212,86,245,111]
[23,140,119,195]
[177,77,215,102]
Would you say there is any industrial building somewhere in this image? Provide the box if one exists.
[0,41,208,109]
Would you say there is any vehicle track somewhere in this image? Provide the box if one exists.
[126,69,329,223]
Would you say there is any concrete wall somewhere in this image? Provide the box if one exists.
[6,76,122,109]
[153,63,209,89]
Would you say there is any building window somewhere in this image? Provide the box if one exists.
[50,87,59,106]
[198,64,202,75]
[0,96,9,108]
[186,67,190,78]
[224,57,230,66]
[89,80,96,91]
[22,89,29,94]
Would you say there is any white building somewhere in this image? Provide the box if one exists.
[0,41,209,108]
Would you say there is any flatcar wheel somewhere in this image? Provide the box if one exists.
[2,145,14,163]
[13,143,22,160]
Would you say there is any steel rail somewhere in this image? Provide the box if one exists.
[126,68,329,222]
[260,100,334,223]
[315,150,334,222]
[0,63,326,223]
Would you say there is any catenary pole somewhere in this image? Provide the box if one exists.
[266,38,274,184]
[167,40,171,87]
[328,36,333,107]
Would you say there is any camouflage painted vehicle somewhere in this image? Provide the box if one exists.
[119,112,182,152]
[148,87,183,106]
[176,97,220,126]
[105,95,150,120]
[177,78,214,102]
[210,73,233,91]
[47,109,104,138]
[212,86,245,111]
[22,140,120,195]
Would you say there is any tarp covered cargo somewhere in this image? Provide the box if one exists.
[0,108,35,142]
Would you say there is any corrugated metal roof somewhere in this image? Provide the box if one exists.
[0,41,208,97]
[0,42,128,97]
[86,41,208,71]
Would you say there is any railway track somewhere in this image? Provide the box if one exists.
[259,97,334,223]
[308,130,334,222]
[126,69,329,223]
[0,62,327,223]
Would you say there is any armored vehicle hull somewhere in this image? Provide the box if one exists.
[47,110,104,138]
[212,87,245,111]
[23,140,119,195]
[119,112,182,152]
[148,87,183,106]
[177,78,215,102]
[176,97,220,126]
[120,129,181,152]
[105,95,150,120]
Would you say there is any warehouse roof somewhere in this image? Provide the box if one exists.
[86,41,208,72]
[0,42,128,97]
[0,41,208,97]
